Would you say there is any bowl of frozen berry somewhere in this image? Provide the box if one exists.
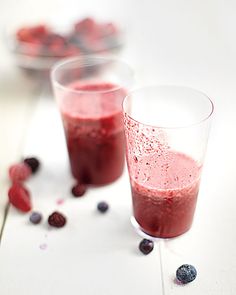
[7,17,123,82]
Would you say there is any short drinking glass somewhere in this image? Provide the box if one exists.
[51,56,133,186]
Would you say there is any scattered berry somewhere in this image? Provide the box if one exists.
[23,157,40,173]
[139,239,154,255]
[48,211,66,228]
[29,212,42,224]
[8,183,32,212]
[176,264,197,284]
[9,163,32,182]
[71,183,87,197]
[97,201,109,213]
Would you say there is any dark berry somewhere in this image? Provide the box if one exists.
[9,163,32,182]
[48,211,66,228]
[8,183,32,212]
[139,239,154,255]
[24,157,40,173]
[97,201,109,213]
[176,264,197,284]
[29,212,42,224]
[71,183,87,197]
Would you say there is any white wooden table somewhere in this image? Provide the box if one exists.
[1,0,236,294]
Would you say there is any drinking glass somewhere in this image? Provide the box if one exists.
[51,56,133,186]
[123,85,214,239]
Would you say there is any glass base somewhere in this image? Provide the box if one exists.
[131,216,192,241]
[130,216,163,241]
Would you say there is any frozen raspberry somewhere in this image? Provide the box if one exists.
[30,25,48,38]
[176,264,197,284]
[100,23,118,37]
[74,18,96,35]
[29,212,42,224]
[23,157,40,173]
[97,201,109,213]
[8,183,32,212]
[63,44,81,57]
[16,25,48,43]
[139,239,154,255]
[9,163,32,182]
[71,183,87,197]
[48,211,66,228]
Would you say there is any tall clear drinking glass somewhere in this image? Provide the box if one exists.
[51,56,133,186]
[123,86,214,239]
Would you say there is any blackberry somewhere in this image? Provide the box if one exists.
[24,157,40,173]
[139,239,154,255]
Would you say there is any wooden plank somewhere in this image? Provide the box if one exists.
[0,95,163,295]
[0,67,39,234]
[160,98,236,294]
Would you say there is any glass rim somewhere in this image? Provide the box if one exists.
[51,55,134,94]
[123,85,214,130]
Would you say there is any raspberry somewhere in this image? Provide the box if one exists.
[74,18,96,35]
[8,183,32,212]
[16,25,48,43]
[29,212,42,224]
[23,157,40,173]
[176,264,197,284]
[139,239,154,255]
[48,211,66,228]
[97,201,109,213]
[9,163,32,182]
[100,23,118,37]
[71,183,87,197]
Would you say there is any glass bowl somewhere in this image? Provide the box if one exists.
[6,17,124,83]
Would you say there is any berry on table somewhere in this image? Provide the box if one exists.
[9,163,32,182]
[97,201,109,213]
[139,239,154,255]
[8,183,32,212]
[71,183,87,197]
[176,264,197,284]
[29,212,42,224]
[48,211,66,228]
[23,157,40,174]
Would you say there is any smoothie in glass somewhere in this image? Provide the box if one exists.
[61,81,126,185]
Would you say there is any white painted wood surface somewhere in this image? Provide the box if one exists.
[0,67,39,231]
[1,0,236,294]
[0,97,163,294]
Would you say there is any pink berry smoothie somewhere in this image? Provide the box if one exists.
[60,81,126,185]
[130,151,201,238]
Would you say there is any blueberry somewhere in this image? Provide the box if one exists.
[29,212,42,224]
[24,157,40,174]
[176,264,197,284]
[139,239,154,255]
[97,201,109,213]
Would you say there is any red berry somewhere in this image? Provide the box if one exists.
[74,18,96,35]
[9,163,32,182]
[16,25,48,43]
[71,183,87,197]
[100,23,118,37]
[48,211,66,228]
[8,183,32,212]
